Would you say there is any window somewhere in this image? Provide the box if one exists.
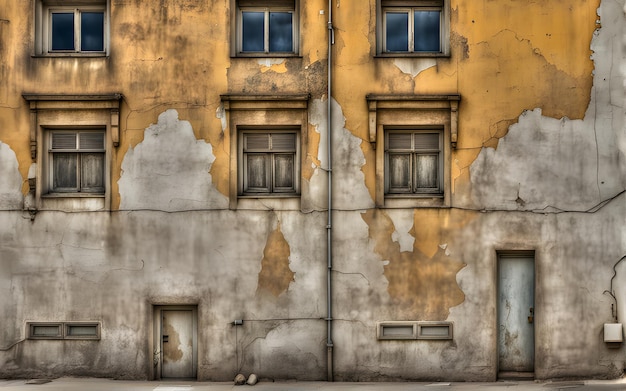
[377,321,453,340]
[367,94,459,208]
[29,323,63,339]
[386,130,442,195]
[49,130,105,194]
[23,93,122,211]
[28,322,100,340]
[377,0,449,56]
[35,1,108,56]
[233,0,299,56]
[221,94,309,210]
[240,131,299,195]
[64,323,100,340]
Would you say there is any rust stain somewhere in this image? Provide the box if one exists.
[256,223,295,297]
[361,209,467,320]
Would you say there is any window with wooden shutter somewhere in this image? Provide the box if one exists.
[385,130,442,195]
[242,131,298,195]
[49,130,105,194]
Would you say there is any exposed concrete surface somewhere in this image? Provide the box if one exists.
[118,109,228,211]
[1,378,626,391]
[468,0,625,212]
[0,142,23,209]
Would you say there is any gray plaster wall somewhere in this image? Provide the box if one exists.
[1,0,625,383]
[0,142,23,210]
[118,109,228,211]
[0,209,328,380]
[467,0,625,212]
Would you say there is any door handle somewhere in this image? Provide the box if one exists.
[528,307,534,324]
[163,335,169,343]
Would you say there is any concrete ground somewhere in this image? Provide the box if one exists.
[1,378,626,391]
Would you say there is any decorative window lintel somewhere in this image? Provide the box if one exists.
[23,93,123,160]
[366,94,460,148]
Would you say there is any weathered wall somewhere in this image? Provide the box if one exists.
[0,0,624,382]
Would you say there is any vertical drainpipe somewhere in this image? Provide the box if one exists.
[326,0,335,382]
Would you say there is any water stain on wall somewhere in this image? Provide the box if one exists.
[256,223,295,297]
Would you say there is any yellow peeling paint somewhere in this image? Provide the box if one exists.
[260,62,288,74]
[303,123,322,181]
[0,0,600,210]
[256,223,295,297]
[362,209,470,320]
[330,0,598,200]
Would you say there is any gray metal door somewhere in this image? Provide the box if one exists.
[498,254,535,373]
[161,309,195,378]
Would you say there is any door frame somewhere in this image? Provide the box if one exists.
[496,250,536,379]
[152,305,198,380]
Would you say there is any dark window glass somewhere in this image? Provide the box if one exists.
[242,12,264,52]
[81,12,104,51]
[51,13,74,50]
[269,12,293,52]
[385,12,408,52]
[414,11,440,52]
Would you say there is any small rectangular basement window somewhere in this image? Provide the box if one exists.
[29,323,62,339]
[378,321,453,340]
[28,322,100,340]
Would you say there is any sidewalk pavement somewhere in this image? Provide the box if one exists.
[1,378,625,391]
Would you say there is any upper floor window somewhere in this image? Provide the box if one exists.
[35,1,109,56]
[49,130,105,194]
[377,0,449,56]
[240,131,299,195]
[386,130,442,195]
[23,93,122,211]
[221,94,309,210]
[232,0,299,56]
[367,94,460,208]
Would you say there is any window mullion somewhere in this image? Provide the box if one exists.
[267,153,274,193]
[264,10,270,53]
[408,9,414,53]
[410,153,416,193]
[74,9,80,52]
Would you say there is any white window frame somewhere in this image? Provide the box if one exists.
[385,129,443,196]
[240,130,300,195]
[35,0,109,56]
[232,0,299,57]
[377,0,450,57]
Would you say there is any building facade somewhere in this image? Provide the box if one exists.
[0,0,625,382]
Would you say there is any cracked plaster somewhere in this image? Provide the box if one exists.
[469,0,625,212]
[308,98,374,211]
[118,109,228,211]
